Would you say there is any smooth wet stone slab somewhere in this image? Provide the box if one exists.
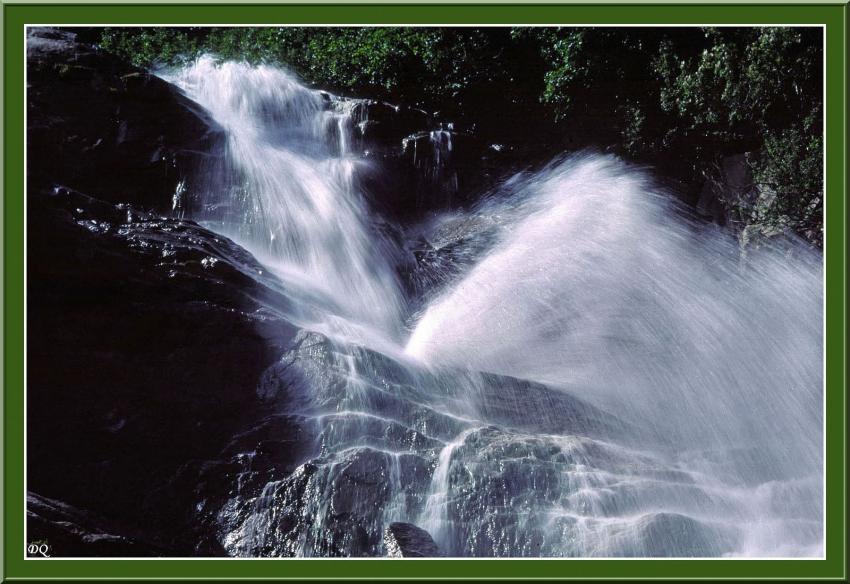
[384,522,440,557]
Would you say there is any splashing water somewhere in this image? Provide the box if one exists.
[166,59,823,557]
[406,156,822,464]
[165,57,405,342]
[405,156,823,556]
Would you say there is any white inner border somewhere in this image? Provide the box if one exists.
[21,22,829,563]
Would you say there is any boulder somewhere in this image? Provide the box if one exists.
[27,27,223,213]
[384,522,440,557]
[361,128,517,221]
[629,512,735,557]
[326,96,535,222]
[349,99,431,154]
[27,185,298,554]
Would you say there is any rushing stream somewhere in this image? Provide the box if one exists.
[166,57,823,557]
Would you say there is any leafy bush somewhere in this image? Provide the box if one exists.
[530,26,822,247]
[97,27,548,136]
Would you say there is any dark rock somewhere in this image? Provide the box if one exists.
[350,99,431,153]
[27,27,223,213]
[331,94,539,222]
[384,522,440,557]
[27,186,298,554]
[201,330,632,557]
[441,429,734,557]
[363,128,503,220]
[27,492,171,557]
[400,213,503,312]
[188,413,316,556]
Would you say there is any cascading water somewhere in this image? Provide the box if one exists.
[165,57,405,343]
[166,58,823,558]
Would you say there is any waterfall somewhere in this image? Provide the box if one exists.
[165,57,405,343]
[165,59,823,558]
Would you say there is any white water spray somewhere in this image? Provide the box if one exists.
[406,156,822,453]
[406,155,823,556]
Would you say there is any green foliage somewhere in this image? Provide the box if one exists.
[748,112,823,247]
[93,26,823,247]
[96,27,547,130]
[99,27,202,67]
[534,27,822,247]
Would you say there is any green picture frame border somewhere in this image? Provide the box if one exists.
[2,2,846,580]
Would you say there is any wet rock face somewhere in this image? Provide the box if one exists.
[198,330,686,558]
[26,28,267,555]
[319,94,534,222]
[437,428,738,557]
[199,331,452,557]
[384,522,440,557]
[359,130,516,222]
[27,27,223,213]
[203,328,740,558]
[349,99,432,154]
[27,186,298,555]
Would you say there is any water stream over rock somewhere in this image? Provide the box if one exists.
[165,58,823,558]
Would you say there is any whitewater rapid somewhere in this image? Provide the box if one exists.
[166,58,824,558]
